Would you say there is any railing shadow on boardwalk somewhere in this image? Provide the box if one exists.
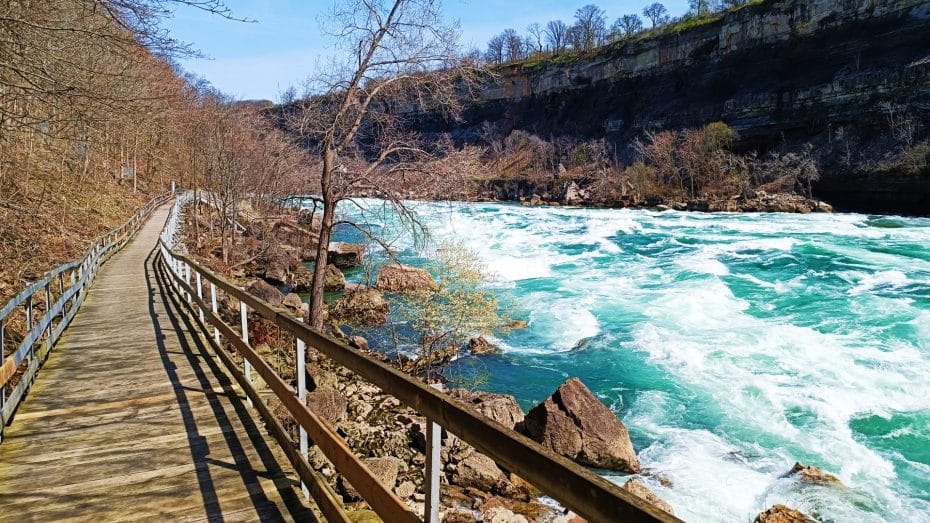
[145,246,315,522]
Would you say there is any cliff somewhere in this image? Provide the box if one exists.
[426,0,930,214]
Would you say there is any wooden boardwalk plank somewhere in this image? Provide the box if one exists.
[0,204,317,522]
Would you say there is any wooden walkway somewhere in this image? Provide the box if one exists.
[0,206,317,522]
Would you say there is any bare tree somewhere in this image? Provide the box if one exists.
[642,3,670,27]
[573,4,607,50]
[501,29,524,62]
[291,0,478,329]
[544,20,569,52]
[526,22,544,53]
[612,14,643,39]
[486,34,505,64]
[690,0,713,16]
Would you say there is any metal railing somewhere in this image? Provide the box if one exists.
[157,192,679,523]
[0,192,172,440]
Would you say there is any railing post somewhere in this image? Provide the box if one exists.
[296,318,309,499]
[59,273,66,323]
[44,280,52,348]
[1,317,5,438]
[25,296,34,360]
[240,301,253,408]
[210,282,220,344]
[425,383,442,523]
[196,272,204,323]
[184,263,192,304]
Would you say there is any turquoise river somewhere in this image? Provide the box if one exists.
[327,200,930,522]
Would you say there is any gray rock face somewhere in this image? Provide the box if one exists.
[245,279,284,307]
[524,377,640,473]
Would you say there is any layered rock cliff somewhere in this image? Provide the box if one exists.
[423,0,930,213]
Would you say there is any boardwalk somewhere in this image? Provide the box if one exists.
[0,206,316,522]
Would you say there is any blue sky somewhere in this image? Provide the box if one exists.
[165,0,689,101]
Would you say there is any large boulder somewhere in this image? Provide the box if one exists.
[324,264,346,291]
[290,267,314,293]
[468,336,501,355]
[282,292,308,320]
[449,389,524,430]
[328,242,366,269]
[623,478,674,515]
[339,456,402,501]
[524,378,640,473]
[306,388,348,424]
[563,182,586,206]
[375,264,437,293]
[754,505,815,523]
[290,264,346,293]
[452,451,508,492]
[786,462,842,485]
[331,288,389,325]
[245,279,284,307]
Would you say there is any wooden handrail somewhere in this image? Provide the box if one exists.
[0,192,172,437]
[156,194,681,523]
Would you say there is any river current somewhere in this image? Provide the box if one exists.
[328,200,930,522]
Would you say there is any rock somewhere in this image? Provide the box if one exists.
[376,264,437,293]
[400,346,459,374]
[339,456,402,501]
[290,267,314,293]
[349,335,369,351]
[449,389,524,430]
[324,264,346,291]
[524,377,640,473]
[467,336,500,355]
[331,288,389,325]
[563,182,585,206]
[551,514,586,523]
[328,242,366,269]
[479,497,555,522]
[708,199,739,212]
[787,462,842,485]
[483,507,528,523]
[395,480,416,499]
[623,478,674,515]
[507,320,529,330]
[687,199,711,212]
[347,510,381,523]
[754,504,815,523]
[306,388,348,424]
[264,262,288,285]
[283,292,303,310]
[245,279,284,307]
[814,200,834,212]
[453,452,508,492]
[443,510,479,523]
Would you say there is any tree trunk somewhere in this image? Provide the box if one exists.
[309,145,336,329]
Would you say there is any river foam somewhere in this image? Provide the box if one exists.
[331,200,930,522]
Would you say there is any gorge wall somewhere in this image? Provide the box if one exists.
[423,0,930,214]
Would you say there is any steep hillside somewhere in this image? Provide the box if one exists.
[423,0,930,213]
